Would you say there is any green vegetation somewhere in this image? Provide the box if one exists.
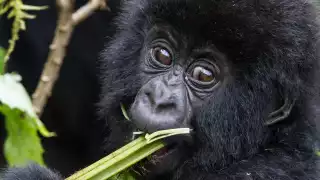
[67,128,191,180]
[0,1,52,167]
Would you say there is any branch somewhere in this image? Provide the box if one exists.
[72,0,108,25]
[32,0,107,116]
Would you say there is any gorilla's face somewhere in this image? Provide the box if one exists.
[126,23,229,174]
[129,24,228,133]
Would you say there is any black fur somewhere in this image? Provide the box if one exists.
[1,0,320,179]
[100,0,320,179]
[1,164,62,180]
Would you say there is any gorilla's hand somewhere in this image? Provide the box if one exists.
[1,164,63,180]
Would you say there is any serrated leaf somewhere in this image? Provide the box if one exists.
[0,73,56,137]
[0,4,10,15]
[0,105,45,166]
[0,47,5,74]
[20,11,36,19]
[21,4,48,11]
[19,19,26,30]
[7,9,15,19]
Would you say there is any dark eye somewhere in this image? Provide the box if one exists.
[191,66,215,82]
[152,47,172,65]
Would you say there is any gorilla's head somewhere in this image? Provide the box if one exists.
[99,0,318,177]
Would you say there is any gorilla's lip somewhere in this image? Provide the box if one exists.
[150,142,177,160]
[132,142,180,175]
[130,131,192,176]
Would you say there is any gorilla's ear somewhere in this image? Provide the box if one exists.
[265,97,296,126]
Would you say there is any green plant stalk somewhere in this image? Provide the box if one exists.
[66,137,145,180]
[145,128,191,143]
[89,141,165,180]
[120,103,130,121]
[66,128,191,180]
[73,139,153,179]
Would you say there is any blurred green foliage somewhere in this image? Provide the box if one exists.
[0,47,5,74]
[0,74,55,166]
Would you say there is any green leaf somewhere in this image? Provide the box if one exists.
[0,74,37,117]
[0,73,56,166]
[109,171,136,180]
[0,104,45,166]
[21,4,48,11]
[0,73,56,137]
[20,11,37,19]
[120,103,130,121]
[19,19,26,30]
[0,47,5,74]
[7,9,16,19]
[0,4,10,15]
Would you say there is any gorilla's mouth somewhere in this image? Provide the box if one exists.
[128,127,190,176]
[131,130,179,163]
[121,102,192,174]
[131,140,182,176]
[149,142,177,161]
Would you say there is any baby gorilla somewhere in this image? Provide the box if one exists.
[2,0,320,179]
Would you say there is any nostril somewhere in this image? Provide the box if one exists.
[156,102,176,113]
[144,91,155,105]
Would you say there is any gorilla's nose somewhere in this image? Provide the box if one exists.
[129,78,188,133]
[145,82,177,113]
